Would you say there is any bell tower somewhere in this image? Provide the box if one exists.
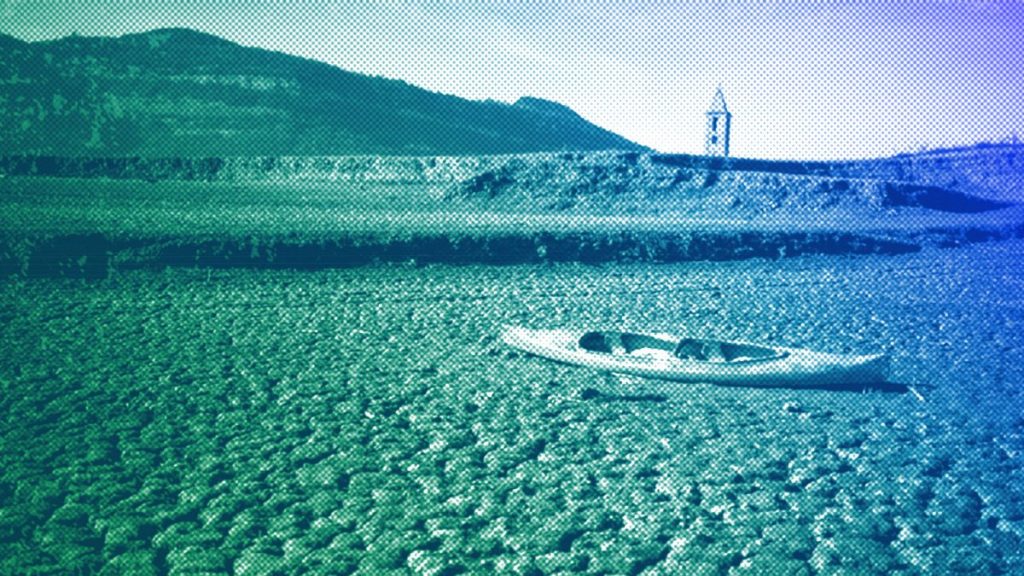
[704,87,731,157]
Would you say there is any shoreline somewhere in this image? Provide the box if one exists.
[2,147,1022,277]
[4,217,1024,278]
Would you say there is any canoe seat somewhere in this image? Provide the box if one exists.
[582,332,778,363]
[674,338,707,360]
[702,341,726,362]
[677,339,781,363]
[580,331,619,354]
[674,339,729,362]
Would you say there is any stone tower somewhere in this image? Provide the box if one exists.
[704,87,731,157]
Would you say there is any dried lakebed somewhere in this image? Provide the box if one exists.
[2,170,1023,277]
[2,240,1024,574]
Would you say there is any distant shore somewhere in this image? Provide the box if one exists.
[1,148,1021,277]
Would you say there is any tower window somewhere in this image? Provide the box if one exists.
[712,117,718,131]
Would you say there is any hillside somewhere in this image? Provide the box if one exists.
[0,28,643,157]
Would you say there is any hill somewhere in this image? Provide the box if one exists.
[0,28,643,157]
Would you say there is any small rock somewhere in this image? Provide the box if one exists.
[233,549,284,576]
[99,551,159,576]
[165,545,228,573]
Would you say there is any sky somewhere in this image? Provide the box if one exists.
[2,0,1023,159]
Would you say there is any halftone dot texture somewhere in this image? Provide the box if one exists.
[1,1,1024,575]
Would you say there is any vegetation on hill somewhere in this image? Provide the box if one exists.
[0,28,643,157]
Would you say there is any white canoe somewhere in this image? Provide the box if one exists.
[501,326,890,387]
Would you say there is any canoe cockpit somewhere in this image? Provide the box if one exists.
[578,331,784,363]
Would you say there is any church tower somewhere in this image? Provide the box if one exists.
[704,87,731,157]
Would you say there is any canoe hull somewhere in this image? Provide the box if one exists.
[501,326,890,388]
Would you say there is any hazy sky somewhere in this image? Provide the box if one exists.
[3,0,1022,159]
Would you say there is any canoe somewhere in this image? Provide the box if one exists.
[501,326,890,387]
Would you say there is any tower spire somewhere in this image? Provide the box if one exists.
[705,87,731,156]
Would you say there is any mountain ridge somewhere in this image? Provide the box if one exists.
[0,28,644,157]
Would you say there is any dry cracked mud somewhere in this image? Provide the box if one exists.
[2,240,1023,574]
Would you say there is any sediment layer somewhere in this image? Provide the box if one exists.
[2,148,1021,276]
[4,220,1023,278]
